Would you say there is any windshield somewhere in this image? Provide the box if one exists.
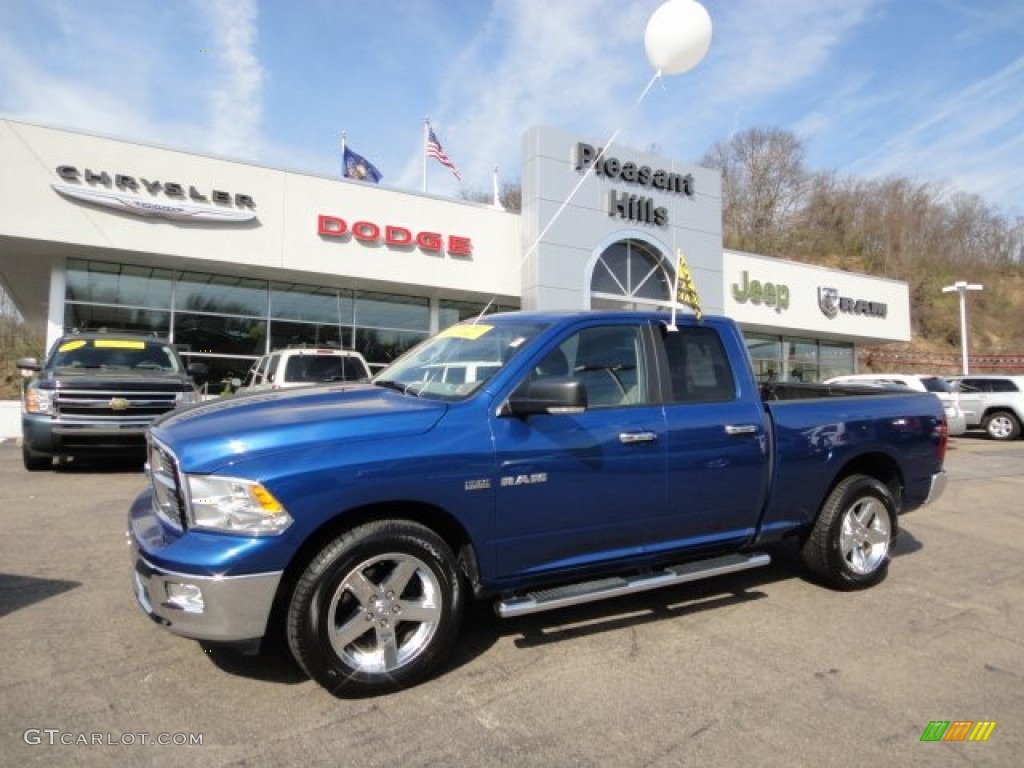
[49,338,182,373]
[374,320,546,400]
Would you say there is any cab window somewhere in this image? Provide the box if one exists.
[661,326,736,403]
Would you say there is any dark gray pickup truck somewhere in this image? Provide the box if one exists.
[18,332,206,470]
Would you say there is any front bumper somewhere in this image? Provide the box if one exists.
[131,546,282,644]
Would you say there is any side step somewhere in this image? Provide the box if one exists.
[495,552,771,619]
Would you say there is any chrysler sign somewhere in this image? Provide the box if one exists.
[52,165,257,223]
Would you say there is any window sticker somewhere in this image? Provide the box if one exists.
[438,324,492,341]
[58,340,87,352]
[94,340,146,349]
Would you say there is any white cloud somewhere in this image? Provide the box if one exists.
[193,0,265,158]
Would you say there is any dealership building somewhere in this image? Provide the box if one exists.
[0,118,910,388]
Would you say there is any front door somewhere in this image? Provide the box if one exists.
[489,323,667,581]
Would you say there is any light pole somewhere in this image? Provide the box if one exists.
[941,281,983,375]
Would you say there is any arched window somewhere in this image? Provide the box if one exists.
[589,238,674,310]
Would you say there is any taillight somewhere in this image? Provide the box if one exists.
[934,417,948,464]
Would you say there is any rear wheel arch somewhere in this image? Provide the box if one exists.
[825,452,903,512]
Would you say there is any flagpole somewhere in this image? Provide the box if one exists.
[492,166,501,208]
[670,248,680,329]
[423,117,429,194]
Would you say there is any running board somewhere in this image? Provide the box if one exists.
[495,552,771,619]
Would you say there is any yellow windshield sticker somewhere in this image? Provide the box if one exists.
[438,324,492,340]
[94,340,146,349]
[58,340,87,352]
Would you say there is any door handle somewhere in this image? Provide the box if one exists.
[619,431,658,444]
[724,424,758,435]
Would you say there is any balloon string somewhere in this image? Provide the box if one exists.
[472,70,663,324]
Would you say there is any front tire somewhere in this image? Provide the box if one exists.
[286,520,464,696]
[801,474,896,590]
[983,410,1021,441]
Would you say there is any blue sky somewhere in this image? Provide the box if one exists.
[1,0,1022,217]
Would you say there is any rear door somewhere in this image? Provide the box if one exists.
[489,321,668,580]
[654,323,771,553]
[955,377,988,426]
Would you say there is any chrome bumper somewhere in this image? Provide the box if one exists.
[131,549,282,643]
[922,469,948,507]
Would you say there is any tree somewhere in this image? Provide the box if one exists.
[701,128,809,255]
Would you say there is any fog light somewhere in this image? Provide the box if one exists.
[164,582,204,613]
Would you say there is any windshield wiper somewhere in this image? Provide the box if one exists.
[374,379,422,397]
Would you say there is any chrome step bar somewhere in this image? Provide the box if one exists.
[495,552,771,619]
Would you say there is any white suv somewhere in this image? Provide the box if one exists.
[823,373,967,436]
[241,348,371,392]
[948,375,1024,441]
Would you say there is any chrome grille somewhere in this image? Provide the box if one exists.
[148,439,187,530]
[55,388,179,422]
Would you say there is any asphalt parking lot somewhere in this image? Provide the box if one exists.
[1,434,1022,767]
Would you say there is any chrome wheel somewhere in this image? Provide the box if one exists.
[801,474,896,589]
[287,519,463,695]
[328,553,442,675]
[838,497,891,575]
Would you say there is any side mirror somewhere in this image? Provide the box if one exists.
[505,378,587,417]
[188,362,208,383]
[16,357,41,375]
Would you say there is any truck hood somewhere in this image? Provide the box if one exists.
[151,383,448,473]
[36,368,190,389]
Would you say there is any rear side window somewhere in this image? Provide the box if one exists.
[662,326,736,403]
[266,354,282,383]
[990,379,1019,393]
[919,377,954,393]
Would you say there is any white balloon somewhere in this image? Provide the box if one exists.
[644,0,713,76]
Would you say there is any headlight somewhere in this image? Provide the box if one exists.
[24,385,53,414]
[185,475,292,536]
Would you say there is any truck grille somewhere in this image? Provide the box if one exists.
[148,439,187,530]
[55,388,179,422]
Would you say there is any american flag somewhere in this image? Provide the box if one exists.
[426,125,461,181]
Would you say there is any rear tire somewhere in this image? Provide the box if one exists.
[286,520,464,697]
[22,443,51,471]
[801,474,896,590]
[982,411,1021,441]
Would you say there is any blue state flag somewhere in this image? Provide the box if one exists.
[343,146,382,183]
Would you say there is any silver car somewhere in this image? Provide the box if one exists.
[947,375,1024,441]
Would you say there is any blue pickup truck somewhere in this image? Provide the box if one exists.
[129,311,948,696]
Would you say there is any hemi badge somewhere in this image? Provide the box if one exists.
[464,479,491,491]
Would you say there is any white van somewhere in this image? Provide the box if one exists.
[824,373,967,436]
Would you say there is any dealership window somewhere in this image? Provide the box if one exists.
[66,260,173,308]
[61,259,493,383]
[742,332,854,383]
[744,334,783,383]
[590,239,674,310]
[176,272,269,317]
[65,304,171,336]
[819,341,855,381]
[269,283,354,350]
[438,299,517,328]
